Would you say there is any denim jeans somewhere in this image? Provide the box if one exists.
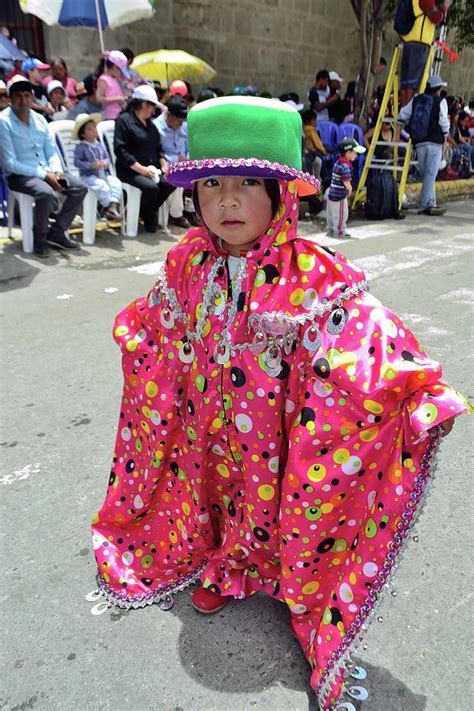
[416,143,442,211]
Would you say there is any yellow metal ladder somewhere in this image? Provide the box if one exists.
[351,43,435,212]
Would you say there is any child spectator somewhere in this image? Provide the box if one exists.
[73,113,122,219]
[302,108,326,179]
[326,137,365,237]
[96,51,130,120]
[47,80,72,119]
[22,58,54,120]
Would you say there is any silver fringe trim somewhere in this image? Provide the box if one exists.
[316,431,442,710]
[94,561,207,610]
[248,280,369,332]
[153,266,368,357]
[154,264,188,324]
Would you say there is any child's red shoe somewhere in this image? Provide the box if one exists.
[191,586,230,614]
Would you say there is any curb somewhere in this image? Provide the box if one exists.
[405,178,474,203]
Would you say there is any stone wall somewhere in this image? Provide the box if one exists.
[43,0,473,102]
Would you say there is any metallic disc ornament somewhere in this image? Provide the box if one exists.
[264,344,282,377]
[327,307,348,335]
[302,324,321,352]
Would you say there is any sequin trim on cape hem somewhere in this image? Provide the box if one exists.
[316,430,442,709]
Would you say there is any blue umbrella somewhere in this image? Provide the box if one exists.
[20,0,155,53]
[0,33,25,61]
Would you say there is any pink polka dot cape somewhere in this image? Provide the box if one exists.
[92,181,469,708]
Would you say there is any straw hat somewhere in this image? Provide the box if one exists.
[72,113,102,141]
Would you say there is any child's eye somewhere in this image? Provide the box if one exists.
[242,178,262,186]
[203,178,219,187]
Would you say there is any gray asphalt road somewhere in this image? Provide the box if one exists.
[1,202,473,711]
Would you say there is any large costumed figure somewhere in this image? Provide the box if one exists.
[90,97,470,709]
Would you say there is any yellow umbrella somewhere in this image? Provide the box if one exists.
[131,49,216,86]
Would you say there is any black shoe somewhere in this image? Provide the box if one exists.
[47,231,80,250]
[105,203,122,220]
[33,243,51,258]
[143,220,157,233]
[168,215,191,229]
[418,206,446,216]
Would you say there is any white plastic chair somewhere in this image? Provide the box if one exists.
[48,120,98,245]
[97,120,169,236]
[97,120,139,237]
[7,191,34,253]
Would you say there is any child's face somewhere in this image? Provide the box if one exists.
[29,68,41,84]
[51,88,65,105]
[345,149,357,162]
[197,176,274,256]
[82,121,98,142]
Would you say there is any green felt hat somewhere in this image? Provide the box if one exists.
[167,96,319,195]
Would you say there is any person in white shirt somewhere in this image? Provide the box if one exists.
[308,70,339,123]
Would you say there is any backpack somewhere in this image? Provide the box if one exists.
[394,0,416,35]
[365,172,400,220]
[407,94,439,144]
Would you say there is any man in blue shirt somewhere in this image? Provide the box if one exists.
[154,95,198,227]
[0,75,87,257]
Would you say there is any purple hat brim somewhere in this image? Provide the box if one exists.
[166,157,320,194]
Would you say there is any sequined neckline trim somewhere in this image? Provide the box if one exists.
[167,156,321,193]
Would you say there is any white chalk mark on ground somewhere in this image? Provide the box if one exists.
[1,462,41,486]
[125,234,473,281]
[439,287,474,305]
[128,261,164,276]
[104,287,119,293]
[56,294,74,300]
[356,237,473,281]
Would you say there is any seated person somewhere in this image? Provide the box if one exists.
[47,80,72,120]
[22,58,54,120]
[364,105,395,161]
[42,57,77,102]
[67,74,103,120]
[0,80,9,111]
[73,113,122,220]
[0,75,87,257]
[114,84,175,233]
[301,109,325,179]
[450,110,473,175]
[154,95,198,227]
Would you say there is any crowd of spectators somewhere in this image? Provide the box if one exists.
[0,24,472,256]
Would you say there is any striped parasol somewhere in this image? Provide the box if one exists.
[19,0,156,53]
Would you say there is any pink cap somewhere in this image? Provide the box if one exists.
[105,50,130,79]
[170,80,188,97]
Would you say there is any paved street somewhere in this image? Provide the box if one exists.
[1,202,473,711]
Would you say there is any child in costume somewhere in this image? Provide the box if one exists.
[326,137,366,238]
[90,97,470,710]
[73,113,122,220]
